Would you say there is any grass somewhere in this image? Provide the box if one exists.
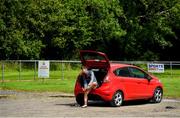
[153,69,180,98]
[0,69,80,93]
[161,78,180,98]
[0,68,180,98]
[0,79,76,93]
[158,77,180,98]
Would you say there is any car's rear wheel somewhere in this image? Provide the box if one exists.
[152,87,163,103]
[76,94,84,106]
[110,91,123,107]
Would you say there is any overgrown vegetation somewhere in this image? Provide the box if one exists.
[0,0,180,60]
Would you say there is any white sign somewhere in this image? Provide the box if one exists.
[147,63,164,73]
[38,61,50,78]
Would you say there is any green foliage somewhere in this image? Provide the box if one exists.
[0,0,44,59]
[0,0,179,60]
[118,0,180,60]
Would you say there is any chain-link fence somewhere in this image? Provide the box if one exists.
[0,60,81,82]
[113,61,180,79]
[1,60,180,82]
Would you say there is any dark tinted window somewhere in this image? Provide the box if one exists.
[129,67,146,78]
[83,53,104,61]
[114,67,130,77]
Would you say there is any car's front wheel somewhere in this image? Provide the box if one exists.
[152,87,163,103]
[110,91,123,107]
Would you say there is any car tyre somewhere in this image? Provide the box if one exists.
[110,91,123,107]
[76,94,84,106]
[152,87,163,103]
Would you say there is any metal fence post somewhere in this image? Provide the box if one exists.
[19,60,21,80]
[2,62,4,83]
[170,61,173,79]
[34,60,36,80]
[61,61,64,80]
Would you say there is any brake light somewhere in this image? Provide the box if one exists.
[103,76,110,83]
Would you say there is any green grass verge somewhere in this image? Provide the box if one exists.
[0,69,180,98]
[159,77,180,98]
[0,79,76,93]
[154,69,180,98]
[0,70,79,93]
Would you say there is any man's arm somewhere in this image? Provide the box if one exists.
[89,71,97,84]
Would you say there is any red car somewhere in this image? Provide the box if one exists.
[74,50,163,107]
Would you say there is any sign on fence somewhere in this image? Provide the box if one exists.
[38,61,50,78]
[147,63,164,73]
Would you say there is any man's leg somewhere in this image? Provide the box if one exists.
[84,89,90,104]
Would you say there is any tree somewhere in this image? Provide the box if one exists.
[80,0,126,60]
[118,0,180,60]
[0,0,179,60]
[0,0,44,59]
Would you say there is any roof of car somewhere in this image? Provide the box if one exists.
[110,63,134,69]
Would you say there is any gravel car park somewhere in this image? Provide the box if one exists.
[0,90,180,117]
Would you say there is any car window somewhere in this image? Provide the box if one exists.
[114,67,130,77]
[129,67,146,78]
[83,53,104,61]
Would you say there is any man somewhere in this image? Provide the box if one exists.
[81,66,98,108]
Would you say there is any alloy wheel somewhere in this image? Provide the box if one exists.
[153,88,163,103]
[110,91,123,107]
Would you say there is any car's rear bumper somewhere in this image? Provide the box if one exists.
[75,83,114,101]
[89,88,113,101]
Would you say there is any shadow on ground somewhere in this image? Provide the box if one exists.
[55,100,152,108]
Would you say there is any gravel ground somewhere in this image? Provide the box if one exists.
[0,90,180,117]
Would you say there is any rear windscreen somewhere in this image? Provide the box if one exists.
[82,53,105,61]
